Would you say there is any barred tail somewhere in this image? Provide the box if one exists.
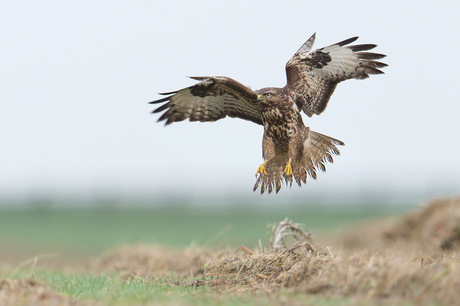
[291,130,344,187]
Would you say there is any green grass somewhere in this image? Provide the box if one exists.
[0,205,407,256]
[4,270,421,306]
[46,272,196,304]
[43,272,348,306]
[8,270,215,305]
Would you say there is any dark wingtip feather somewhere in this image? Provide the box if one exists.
[349,44,377,52]
[336,36,359,47]
[357,52,387,60]
[149,95,173,104]
[158,90,178,96]
[371,68,385,75]
[189,76,210,81]
[151,103,170,113]
[366,61,388,68]
[361,67,385,75]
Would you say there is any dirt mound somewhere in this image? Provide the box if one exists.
[336,197,460,254]
[384,197,460,250]
[192,244,460,305]
[89,245,213,279]
[0,278,99,306]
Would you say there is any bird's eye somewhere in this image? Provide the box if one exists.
[264,93,272,99]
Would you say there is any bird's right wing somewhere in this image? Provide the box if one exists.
[150,76,263,125]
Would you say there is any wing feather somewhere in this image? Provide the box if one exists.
[150,76,263,125]
[285,34,387,117]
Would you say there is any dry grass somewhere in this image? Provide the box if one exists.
[3,197,460,305]
[334,196,460,256]
[91,197,460,305]
[384,197,460,251]
[88,244,214,280]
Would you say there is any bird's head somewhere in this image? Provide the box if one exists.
[256,88,286,106]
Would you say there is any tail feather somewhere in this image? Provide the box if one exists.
[253,130,344,195]
[292,130,344,187]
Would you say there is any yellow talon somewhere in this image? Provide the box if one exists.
[284,158,292,176]
[256,161,267,176]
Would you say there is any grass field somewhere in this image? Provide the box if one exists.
[3,199,458,305]
[0,204,406,260]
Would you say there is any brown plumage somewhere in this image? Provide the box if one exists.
[150,33,387,194]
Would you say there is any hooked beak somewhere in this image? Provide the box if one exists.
[257,94,264,102]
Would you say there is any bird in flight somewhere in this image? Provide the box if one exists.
[150,33,387,194]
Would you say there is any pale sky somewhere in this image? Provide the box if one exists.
[1,1,459,205]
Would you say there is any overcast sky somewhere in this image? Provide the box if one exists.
[1,1,459,205]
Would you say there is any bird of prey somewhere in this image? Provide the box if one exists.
[150,33,387,194]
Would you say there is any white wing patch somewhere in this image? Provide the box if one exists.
[312,45,360,80]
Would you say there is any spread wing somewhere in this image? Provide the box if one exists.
[150,76,262,125]
[285,33,387,117]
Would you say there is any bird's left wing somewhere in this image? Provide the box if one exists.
[285,33,387,117]
[150,76,263,125]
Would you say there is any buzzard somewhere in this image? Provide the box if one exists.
[150,33,387,194]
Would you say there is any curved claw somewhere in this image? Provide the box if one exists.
[255,161,267,177]
[284,158,293,176]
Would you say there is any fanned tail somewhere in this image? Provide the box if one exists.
[291,130,344,187]
[253,130,344,195]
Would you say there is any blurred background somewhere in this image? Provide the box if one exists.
[1,0,459,263]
